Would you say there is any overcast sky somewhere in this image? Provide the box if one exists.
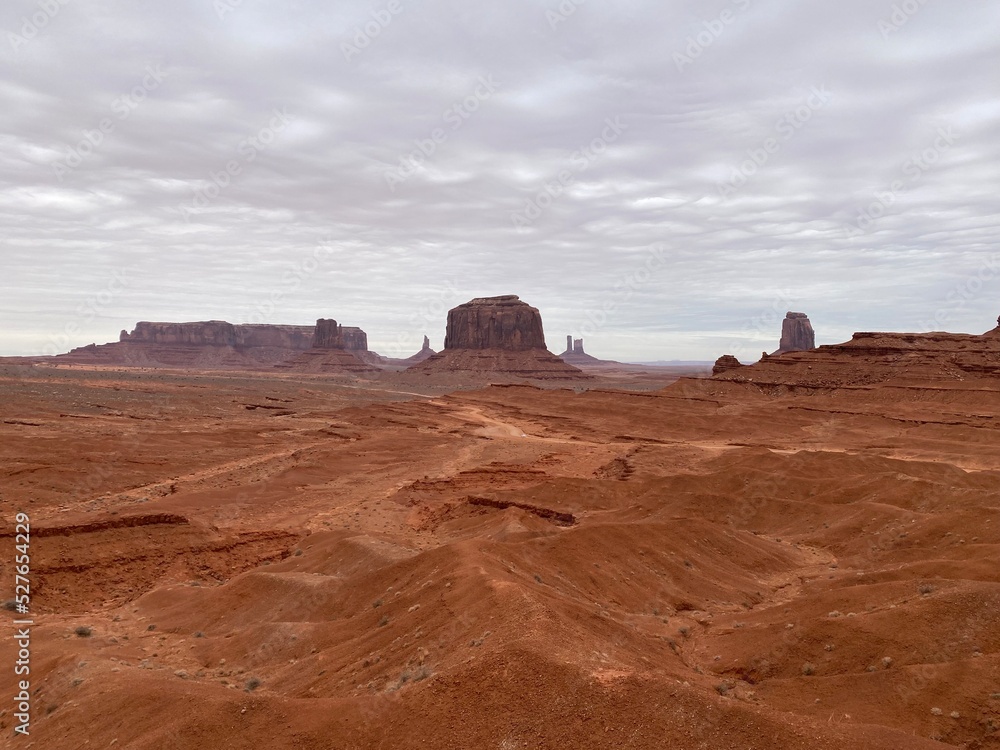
[2,0,998,361]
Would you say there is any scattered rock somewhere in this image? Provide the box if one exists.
[712,355,743,375]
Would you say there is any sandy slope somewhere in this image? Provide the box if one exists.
[0,363,997,748]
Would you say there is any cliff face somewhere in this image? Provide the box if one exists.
[413,295,588,380]
[59,320,318,370]
[119,322,315,350]
[121,321,237,346]
[557,335,606,366]
[313,319,369,351]
[712,355,744,375]
[774,312,815,355]
[443,296,547,351]
[715,319,1000,387]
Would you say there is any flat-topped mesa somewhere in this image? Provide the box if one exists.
[774,312,816,355]
[313,319,368,351]
[120,320,236,346]
[275,318,379,374]
[411,296,588,381]
[58,320,317,369]
[443,295,547,351]
[118,321,315,349]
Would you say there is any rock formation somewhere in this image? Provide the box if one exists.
[715,316,1000,387]
[773,312,815,355]
[59,321,316,369]
[443,295,547,351]
[712,355,744,375]
[276,319,380,374]
[119,321,316,349]
[558,336,607,367]
[401,335,436,364]
[313,319,369,351]
[411,296,588,381]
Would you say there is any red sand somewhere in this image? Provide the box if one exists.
[0,360,997,748]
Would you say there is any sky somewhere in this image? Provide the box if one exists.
[2,0,999,362]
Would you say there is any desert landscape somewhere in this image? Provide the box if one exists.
[7,2,998,747]
[1,297,998,749]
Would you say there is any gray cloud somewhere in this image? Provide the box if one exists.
[2,0,998,361]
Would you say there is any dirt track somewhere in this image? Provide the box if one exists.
[0,364,998,748]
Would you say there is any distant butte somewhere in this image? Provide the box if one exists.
[277,319,380,374]
[773,312,816,355]
[411,295,588,381]
[712,354,744,375]
[558,336,614,367]
[715,315,1000,387]
[402,335,436,364]
[57,321,315,369]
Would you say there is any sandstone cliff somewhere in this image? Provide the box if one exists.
[59,321,316,369]
[413,296,587,381]
[443,295,547,351]
[715,317,1000,388]
[558,336,610,366]
[773,312,816,355]
[313,319,369,351]
[120,321,315,349]
[712,355,744,375]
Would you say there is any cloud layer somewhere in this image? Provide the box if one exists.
[3,0,999,361]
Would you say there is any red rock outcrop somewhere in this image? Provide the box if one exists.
[313,319,369,351]
[716,317,1000,388]
[443,295,547,351]
[402,336,436,364]
[276,319,380,374]
[57,321,316,369]
[558,336,610,366]
[712,355,744,375]
[773,312,815,355]
[412,296,588,381]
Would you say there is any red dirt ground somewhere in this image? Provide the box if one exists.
[0,360,997,748]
